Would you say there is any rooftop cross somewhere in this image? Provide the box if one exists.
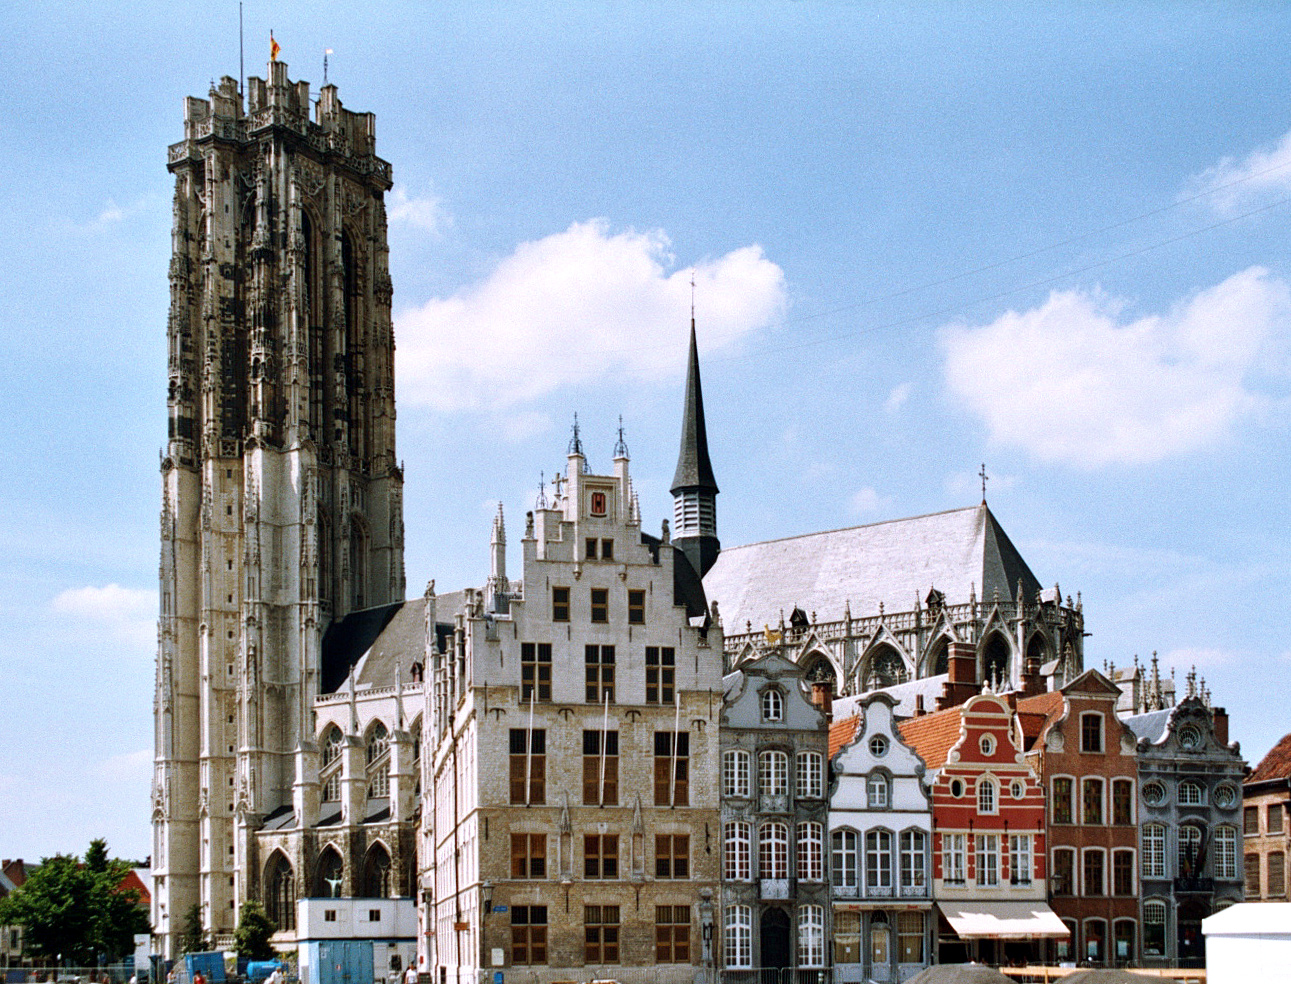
[979,463,989,502]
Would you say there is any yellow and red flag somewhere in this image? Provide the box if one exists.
[270,33,281,62]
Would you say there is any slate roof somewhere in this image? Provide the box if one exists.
[899,706,966,771]
[704,503,1041,631]
[1123,708,1173,746]
[321,592,462,693]
[671,323,719,495]
[1248,732,1291,784]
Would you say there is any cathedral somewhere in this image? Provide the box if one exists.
[150,63,1088,971]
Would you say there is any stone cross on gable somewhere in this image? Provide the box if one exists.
[979,463,989,502]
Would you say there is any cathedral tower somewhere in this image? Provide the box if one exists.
[153,64,403,953]
[671,321,720,577]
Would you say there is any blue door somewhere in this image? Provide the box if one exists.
[318,941,374,984]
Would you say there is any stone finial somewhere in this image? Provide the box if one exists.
[525,511,535,538]
[424,579,435,599]
[661,518,670,544]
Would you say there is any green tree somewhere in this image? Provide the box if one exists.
[178,903,208,954]
[0,841,148,964]
[232,900,277,961]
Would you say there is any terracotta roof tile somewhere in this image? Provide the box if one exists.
[1248,732,1291,784]
[898,706,964,770]
[829,715,861,758]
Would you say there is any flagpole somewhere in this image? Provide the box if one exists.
[599,692,609,806]
[525,687,535,806]
[670,687,680,808]
[238,2,244,98]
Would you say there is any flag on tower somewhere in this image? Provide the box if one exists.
[270,33,281,62]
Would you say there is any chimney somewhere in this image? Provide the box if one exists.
[1021,656,1045,697]
[938,641,980,710]
[915,695,926,717]
[1213,706,1229,747]
[810,681,833,721]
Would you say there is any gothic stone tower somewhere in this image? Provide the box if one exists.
[153,63,404,953]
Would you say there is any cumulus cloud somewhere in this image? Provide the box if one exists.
[884,382,912,412]
[50,584,156,651]
[1188,129,1291,214]
[395,219,786,413]
[848,486,890,517]
[940,267,1291,467]
[388,186,448,233]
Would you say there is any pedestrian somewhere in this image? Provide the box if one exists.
[193,972,204,984]
[403,964,417,984]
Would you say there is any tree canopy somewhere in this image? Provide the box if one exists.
[232,900,277,961]
[0,839,148,964]
[177,903,207,955]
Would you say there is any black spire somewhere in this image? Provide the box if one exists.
[671,322,719,496]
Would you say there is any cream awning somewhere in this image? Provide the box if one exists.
[938,901,1070,939]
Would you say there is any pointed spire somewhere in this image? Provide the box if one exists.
[614,415,629,459]
[670,321,719,496]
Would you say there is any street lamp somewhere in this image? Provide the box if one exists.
[481,881,494,912]
[479,881,494,976]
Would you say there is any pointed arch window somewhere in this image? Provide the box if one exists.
[362,843,392,898]
[315,847,344,898]
[264,852,296,931]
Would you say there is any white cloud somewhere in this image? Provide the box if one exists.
[884,382,911,412]
[1188,129,1291,214]
[848,486,890,516]
[388,185,448,233]
[940,267,1291,468]
[50,583,156,651]
[1160,647,1239,670]
[395,219,786,412]
[97,200,125,224]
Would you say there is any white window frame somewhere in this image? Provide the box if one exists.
[761,689,783,722]
[867,772,890,809]
[976,833,999,887]
[724,905,752,969]
[900,829,926,891]
[797,905,825,968]
[797,822,824,882]
[724,821,751,881]
[1009,834,1032,886]
[866,829,893,890]
[977,777,997,815]
[759,751,789,797]
[722,750,750,799]
[1143,824,1166,878]
[759,822,789,880]
[831,829,859,889]
[1081,847,1107,896]
[796,751,824,799]
[1216,825,1238,880]
[1179,780,1204,806]
[943,832,966,884]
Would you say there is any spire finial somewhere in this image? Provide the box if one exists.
[535,471,548,510]
[614,415,629,458]
[979,463,989,503]
[690,268,696,328]
[568,413,584,457]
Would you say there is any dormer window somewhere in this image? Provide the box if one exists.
[761,689,783,722]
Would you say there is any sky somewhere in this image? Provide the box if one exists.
[2,1,1291,863]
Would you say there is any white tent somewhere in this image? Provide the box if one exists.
[1202,902,1291,984]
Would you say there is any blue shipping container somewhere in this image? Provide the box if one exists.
[302,940,373,984]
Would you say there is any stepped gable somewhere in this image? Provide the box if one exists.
[703,502,1041,632]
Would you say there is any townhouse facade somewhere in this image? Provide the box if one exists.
[1243,732,1291,902]
[828,694,933,983]
[1020,670,1140,965]
[900,676,1062,965]
[720,652,832,977]
[1123,687,1245,967]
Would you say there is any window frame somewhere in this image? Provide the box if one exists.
[1009,834,1032,886]
[1052,847,1075,896]
[590,587,609,623]
[1082,847,1106,896]
[653,731,689,806]
[943,832,966,885]
[1080,712,1104,753]
[723,749,751,799]
[510,905,548,966]
[797,904,826,968]
[724,905,752,969]
[1112,848,1134,896]
[1052,776,1074,824]
[520,642,552,702]
[867,771,890,809]
[584,644,616,704]
[866,828,894,891]
[977,777,997,815]
[1112,778,1134,825]
[975,833,999,888]
[655,833,690,879]
[1215,825,1237,881]
[551,586,570,622]
[509,728,546,805]
[901,829,927,891]
[761,688,784,722]
[1142,824,1166,879]
[645,646,675,704]
[759,750,790,797]
[655,905,690,964]
[627,588,645,625]
[796,751,824,799]
[759,822,790,880]
[724,822,752,881]
[511,833,547,879]
[1082,776,1105,825]
[831,829,859,889]
[583,833,620,880]
[582,729,619,806]
[797,822,824,882]
[584,904,620,965]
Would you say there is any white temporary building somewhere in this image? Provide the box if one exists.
[1202,902,1291,984]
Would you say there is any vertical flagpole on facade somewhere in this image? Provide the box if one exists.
[238,2,244,97]
[599,691,610,806]
[525,687,535,807]
[670,686,681,808]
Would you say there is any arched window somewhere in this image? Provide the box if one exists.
[724,905,752,969]
[761,689,783,722]
[977,777,997,814]
[322,726,343,765]
[1025,633,1047,673]
[322,768,341,804]
[865,830,893,893]
[1082,848,1106,896]
[724,822,751,881]
[367,721,390,798]
[831,830,858,890]
[1052,847,1075,895]
[901,830,927,891]
[759,822,789,880]
[797,905,825,968]
[723,750,750,798]
[1084,918,1107,963]
[866,648,907,690]
[797,822,823,881]
[1113,919,1136,964]
[350,520,368,611]
[315,846,344,898]
[926,636,949,677]
[1179,780,1204,805]
[982,634,1010,686]
[264,852,296,931]
[759,751,789,797]
[867,772,890,809]
[367,722,390,765]
[1215,826,1238,880]
[1179,824,1204,877]
[1142,824,1166,878]
[361,843,392,898]
[796,752,823,799]
[1082,777,1105,824]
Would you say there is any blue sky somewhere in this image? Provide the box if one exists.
[3,2,1291,862]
